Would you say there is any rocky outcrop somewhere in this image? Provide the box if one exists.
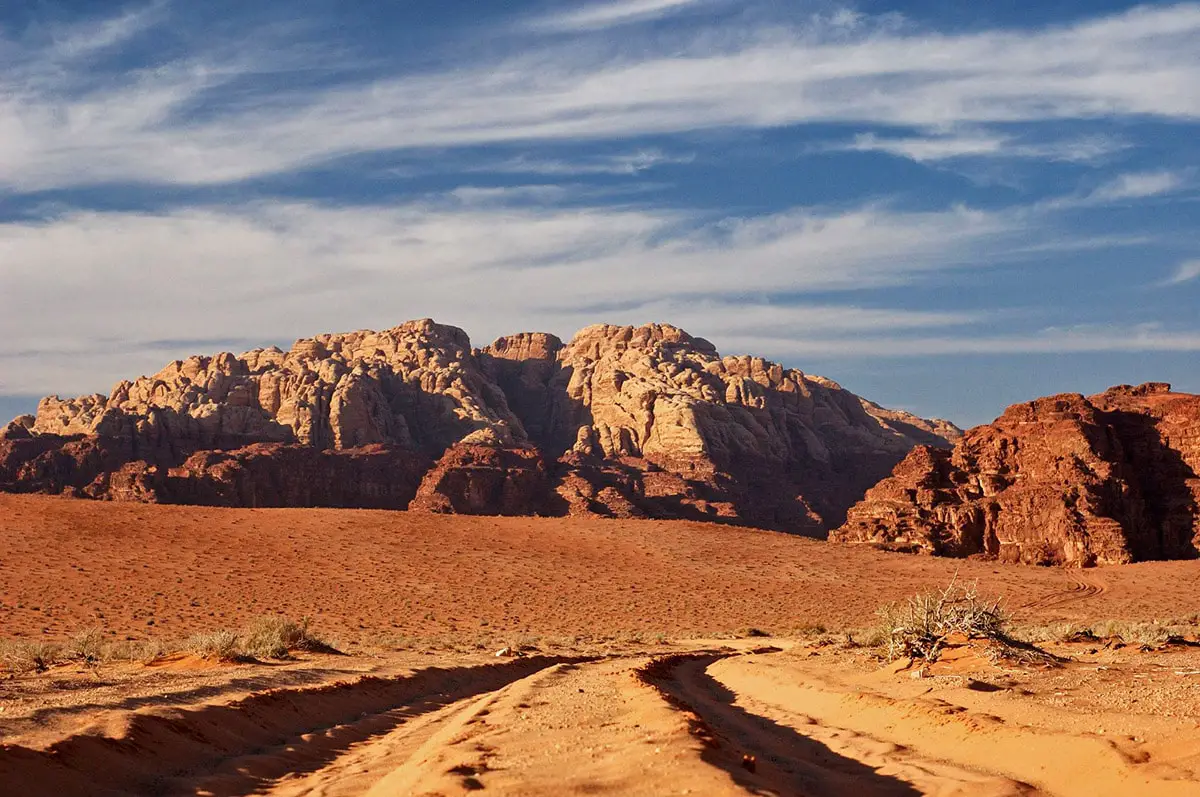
[1,319,960,533]
[831,383,1200,565]
[410,438,555,516]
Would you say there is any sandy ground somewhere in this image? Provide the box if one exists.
[2,494,1199,645]
[2,639,1199,796]
[3,493,1200,795]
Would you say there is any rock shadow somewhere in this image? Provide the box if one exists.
[1105,409,1199,560]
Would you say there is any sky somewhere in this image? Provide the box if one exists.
[0,0,1197,428]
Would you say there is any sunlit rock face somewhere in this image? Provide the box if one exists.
[1,319,960,534]
[832,383,1200,565]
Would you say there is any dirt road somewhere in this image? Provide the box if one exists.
[5,643,1200,796]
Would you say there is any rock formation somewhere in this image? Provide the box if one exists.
[1,319,960,534]
[831,383,1200,565]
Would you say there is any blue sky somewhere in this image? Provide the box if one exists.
[0,1,1197,427]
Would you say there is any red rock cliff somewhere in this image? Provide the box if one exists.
[830,383,1200,565]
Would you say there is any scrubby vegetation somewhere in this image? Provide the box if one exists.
[0,615,337,674]
[1013,618,1200,649]
[874,578,1011,662]
[185,630,241,661]
[873,579,1200,665]
[239,615,334,658]
[0,640,64,673]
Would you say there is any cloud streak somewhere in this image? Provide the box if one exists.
[527,0,710,32]
[1,3,1199,189]
[1087,170,1189,202]
[738,325,1200,359]
[1161,259,1200,286]
[832,131,1128,164]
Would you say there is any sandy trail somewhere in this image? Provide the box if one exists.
[4,645,1200,795]
[694,649,1200,797]
[206,647,1200,796]
[644,652,1035,796]
[0,657,578,796]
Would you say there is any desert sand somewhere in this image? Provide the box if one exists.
[3,493,1200,795]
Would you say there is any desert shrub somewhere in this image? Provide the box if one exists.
[1088,620,1178,649]
[240,615,332,659]
[1014,619,1196,650]
[738,627,771,638]
[65,627,107,664]
[851,627,886,647]
[0,640,63,673]
[1119,623,1173,648]
[186,630,241,661]
[875,578,1008,662]
[103,639,167,663]
[1011,622,1096,645]
[793,623,828,638]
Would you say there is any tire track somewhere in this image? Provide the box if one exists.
[0,657,582,797]
[1018,571,1109,614]
[639,651,1034,796]
[680,649,1197,797]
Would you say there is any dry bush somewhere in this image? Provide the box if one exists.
[792,623,828,638]
[1092,620,1190,649]
[103,639,167,664]
[849,627,886,648]
[737,627,771,638]
[1118,622,1174,648]
[0,640,63,673]
[240,615,334,659]
[1011,622,1096,645]
[186,630,241,661]
[1013,618,1200,651]
[875,577,1008,662]
[64,628,107,665]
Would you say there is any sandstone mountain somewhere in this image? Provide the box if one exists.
[1,320,960,534]
[831,383,1200,565]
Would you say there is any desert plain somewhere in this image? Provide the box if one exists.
[2,492,1200,796]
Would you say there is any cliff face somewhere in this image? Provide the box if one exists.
[1,319,959,534]
[831,383,1200,565]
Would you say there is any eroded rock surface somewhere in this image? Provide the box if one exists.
[1,320,959,533]
[831,383,1200,565]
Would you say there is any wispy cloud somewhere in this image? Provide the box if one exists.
[833,131,1128,164]
[527,0,710,32]
[473,149,694,176]
[725,324,1200,359]
[1087,170,1189,202]
[42,3,166,61]
[1034,169,1193,210]
[1160,259,1200,286]
[2,3,1200,189]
